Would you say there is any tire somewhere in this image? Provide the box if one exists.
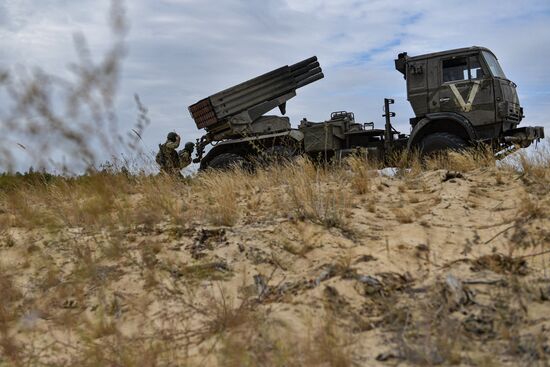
[420,132,467,155]
[261,145,297,165]
[205,152,249,170]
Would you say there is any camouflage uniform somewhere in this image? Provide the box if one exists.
[156,133,194,176]
[178,142,194,167]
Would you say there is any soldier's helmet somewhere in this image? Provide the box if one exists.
[167,132,180,142]
[184,142,195,152]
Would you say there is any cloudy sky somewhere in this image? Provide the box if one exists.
[1,0,550,169]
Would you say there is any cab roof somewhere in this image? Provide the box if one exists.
[407,46,497,61]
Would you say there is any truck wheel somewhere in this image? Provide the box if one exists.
[206,152,249,170]
[263,145,297,164]
[420,132,467,155]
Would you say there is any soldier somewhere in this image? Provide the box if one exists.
[179,142,195,168]
[156,132,194,176]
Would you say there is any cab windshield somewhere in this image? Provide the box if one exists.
[482,51,506,79]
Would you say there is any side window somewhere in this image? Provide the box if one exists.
[442,57,468,82]
[442,55,485,83]
[469,56,484,79]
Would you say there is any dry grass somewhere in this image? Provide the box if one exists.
[0,146,549,365]
[393,207,414,224]
[282,158,351,228]
[424,145,497,172]
[347,155,378,194]
[197,169,242,226]
[2,2,550,365]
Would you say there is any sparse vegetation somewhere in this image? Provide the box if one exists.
[1,2,549,366]
[0,145,549,365]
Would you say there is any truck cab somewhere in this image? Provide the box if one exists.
[395,47,544,153]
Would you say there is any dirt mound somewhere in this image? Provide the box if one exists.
[1,157,549,366]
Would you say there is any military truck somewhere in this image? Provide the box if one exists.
[188,47,544,170]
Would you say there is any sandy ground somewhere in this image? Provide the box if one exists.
[1,166,549,366]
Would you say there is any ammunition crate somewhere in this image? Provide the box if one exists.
[303,124,343,152]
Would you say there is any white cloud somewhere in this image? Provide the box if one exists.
[1,0,549,170]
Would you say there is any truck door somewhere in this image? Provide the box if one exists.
[437,54,495,126]
[406,59,428,117]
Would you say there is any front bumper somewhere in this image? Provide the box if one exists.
[502,126,545,147]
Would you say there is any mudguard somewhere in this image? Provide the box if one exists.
[408,112,477,149]
[200,129,304,169]
[214,129,304,146]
